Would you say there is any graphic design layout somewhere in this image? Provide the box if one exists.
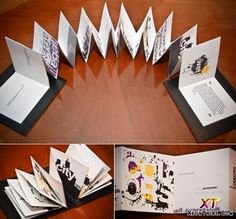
[0,3,235,139]
[115,146,236,214]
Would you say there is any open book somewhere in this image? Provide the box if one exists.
[4,144,112,219]
[0,22,65,134]
[115,146,236,214]
[178,37,236,126]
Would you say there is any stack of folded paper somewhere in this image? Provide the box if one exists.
[4,144,112,219]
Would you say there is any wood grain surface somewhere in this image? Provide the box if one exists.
[0,144,114,219]
[0,0,236,143]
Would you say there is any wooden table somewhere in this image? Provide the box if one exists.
[0,0,236,143]
[0,144,114,219]
[115,145,236,219]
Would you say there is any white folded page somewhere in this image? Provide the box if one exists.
[143,8,156,61]
[5,37,49,87]
[179,37,236,126]
[82,172,112,197]
[174,148,230,212]
[58,11,77,67]
[116,146,175,213]
[77,8,92,62]
[168,25,197,77]
[119,4,144,59]
[0,73,49,124]
[81,181,112,198]
[7,179,29,202]
[8,183,48,217]
[67,144,110,185]
[80,3,113,59]
[30,157,67,207]
[0,37,49,124]
[49,147,89,200]
[33,22,60,79]
[5,186,44,219]
[152,11,173,64]
[179,37,220,88]
[119,4,154,59]
[16,169,60,208]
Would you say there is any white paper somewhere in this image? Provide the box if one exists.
[67,144,110,185]
[174,148,230,213]
[50,147,89,199]
[5,37,49,87]
[179,37,220,88]
[5,186,44,219]
[33,22,60,79]
[152,12,173,64]
[16,169,60,208]
[0,37,49,124]
[0,73,49,124]
[168,25,197,77]
[77,8,93,62]
[30,157,67,207]
[7,179,28,202]
[79,3,112,59]
[116,146,175,213]
[8,183,48,217]
[179,37,236,126]
[58,12,77,67]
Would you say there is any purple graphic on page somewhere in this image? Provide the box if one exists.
[41,32,59,78]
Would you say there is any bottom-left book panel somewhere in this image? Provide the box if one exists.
[0,144,114,219]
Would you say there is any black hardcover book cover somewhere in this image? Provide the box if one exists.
[163,68,236,142]
[0,65,66,135]
[0,173,113,219]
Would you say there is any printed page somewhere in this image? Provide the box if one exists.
[33,22,60,79]
[66,144,111,196]
[5,37,49,87]
[87,3,113,58]
[77,8,92,62]
[49,147,88,200]
[179,37,236,126]
[152,12,173,64]
[180,77,236,126]
[7,179,29,203]
[0,72,49,124]
[174,148,230,213]
[168,25,197,77]
[67,144,110,183]
[117,147,175,213]
[5,186,46,219]
[81,173,112,197]
[31,157,67,207]
[58,12,77,67]
[179,37,220,88]
[16,169,60,208]
[0,38,49,124]
[7,183,48,217]
[143,8,156,61]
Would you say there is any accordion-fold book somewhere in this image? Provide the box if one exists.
[0,145,113,219]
